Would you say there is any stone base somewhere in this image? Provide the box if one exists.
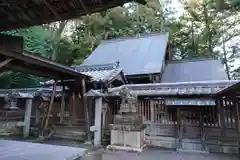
[0,121,22,136]
[110,129,145,149]
[107,144,146,152]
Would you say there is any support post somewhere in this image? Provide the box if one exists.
[234,98,240,153]
[82,79,90,141]
[71,92,76,125]
[60,83,65,124]
[218,98,226,137]
[200,106,206,151]
[93,97,103,147]
[23,98,33,138]
[177,108,181,149]
[150,100,154,135]
[35,107,40,125]
[42,82,56,136]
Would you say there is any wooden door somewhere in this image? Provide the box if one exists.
[178,107,202,151]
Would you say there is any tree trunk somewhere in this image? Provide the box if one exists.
[202,3,213,56]
[51,21,67,61]
[221,20,231,80]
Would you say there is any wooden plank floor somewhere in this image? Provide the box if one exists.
[0,140,87,160]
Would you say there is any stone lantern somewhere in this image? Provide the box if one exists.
[108,87,146,152]
[4,90,19,110]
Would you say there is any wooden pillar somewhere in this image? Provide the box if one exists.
[177,107,181,149]
[93,97,103,147]
[35,107,40,125]
[23,98,33,138]
[60,83,65,124]
[150,100,154,135]
[82,79,90,141]
[218,98,226,137]
[42,82,56,135]
[234,98,240,153]
[200,106,206,151]
[71,92,76,125]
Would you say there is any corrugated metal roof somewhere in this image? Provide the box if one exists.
[161,59,228,83]
[83,33,169,76]
[85,80,239,97]
[74,62,125,82]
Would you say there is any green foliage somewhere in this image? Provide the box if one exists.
[1,0,240,87]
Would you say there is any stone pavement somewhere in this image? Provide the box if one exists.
[82,148,239,160]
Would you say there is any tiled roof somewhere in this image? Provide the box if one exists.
[74,62,125,83]
[83,33,168,75]
[85,80,239,97]
[0,87,64,99]
[161,58,229,82]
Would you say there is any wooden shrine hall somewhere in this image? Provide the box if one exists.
[0,0,146,140]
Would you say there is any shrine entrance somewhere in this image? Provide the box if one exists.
[178,107,202,151]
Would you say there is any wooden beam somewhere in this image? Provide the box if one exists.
[0,58,12,68]
[7,64,61,79]
[42,0,62,20]
[0,50,85,79]
[99,0,103,5]
[79,0,89,13]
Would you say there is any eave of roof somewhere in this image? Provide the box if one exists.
[85,80,239,97]
[216,81,240,96]
[74,62,126,83]
[0,0,146,31]
[0,50,88,79]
